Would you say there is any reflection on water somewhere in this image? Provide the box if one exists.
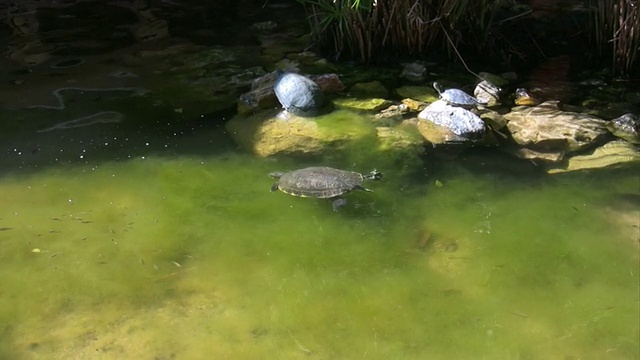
[0,112,638,358]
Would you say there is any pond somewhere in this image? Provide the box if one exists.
[0,88,638,359]
[0,2,638,359]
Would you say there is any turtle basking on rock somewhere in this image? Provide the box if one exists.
[273,70,328,117]
[269,166,382,211]
[433,82,487,109]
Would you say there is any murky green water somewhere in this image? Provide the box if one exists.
[0,98,638,360]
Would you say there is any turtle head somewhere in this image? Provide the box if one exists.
[432,82,444,95]
[269,172,283,179]
[365,169,383,181]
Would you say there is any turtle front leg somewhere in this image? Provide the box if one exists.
[332,197,347,212]
[270,183,280,192]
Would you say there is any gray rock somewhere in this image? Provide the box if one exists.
[474,80,501,107]
[417,100,486,139]
[401,62,427,82]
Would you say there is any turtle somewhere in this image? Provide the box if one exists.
[513,88,540,106]
[269,167,382,212]
[432,82,486,108]
[606,113,640,144]
[273,70,327,117]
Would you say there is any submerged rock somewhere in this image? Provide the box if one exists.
[547,140,640,173]
[334,98,391,112]
[401,62,427,82]
[404,117,469,145]
[395,86,439,103]
[349,80,389,99]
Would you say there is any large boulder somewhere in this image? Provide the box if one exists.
[225,109,372,157]
[504,101,610,153]
[417,100,486,140]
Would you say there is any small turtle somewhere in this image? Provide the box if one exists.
[269,167,382,212]
[513,88,540,106]
[607,113,640,144]
[433,82,486,108]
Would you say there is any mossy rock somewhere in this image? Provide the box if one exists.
[396,86,438,103]
[333,98,392,112]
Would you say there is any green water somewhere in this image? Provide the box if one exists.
[0,104,638,359]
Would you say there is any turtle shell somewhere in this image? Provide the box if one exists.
[274,72,326,117]
[271,167,365,198]
[433,82,480,107]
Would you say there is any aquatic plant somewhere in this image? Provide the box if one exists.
[295,0,515,62]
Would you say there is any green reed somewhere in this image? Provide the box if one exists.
[296,0,513,63]
[587,0,638,75]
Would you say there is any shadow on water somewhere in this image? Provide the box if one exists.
[0,91,240,177]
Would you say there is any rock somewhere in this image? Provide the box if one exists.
[417,100,486,139]
[503,146,565,163]
[226,111,326,156]
[238,85,278,114]
[375,104,411,124]
[334,98,391,112]
[134,19,169,41]
[274,71,327,117]
[479,110,508,131]
[251,21,278,33]
[401,62,427,82]
[547,140,640,173]
[349,81,389,98]
[607,113,640,144]
[401,98,427,112]
[478,72,510,87]
[474,80,501,107]
[376,126,424,154]
[225,109,372,157]
[395,86,439,103]
[404,118,467,145]
[310,73,346,94]
[237,70,280,114]
[504,101,610,153]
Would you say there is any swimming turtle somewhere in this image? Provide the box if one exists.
[269,167,382,211]
[433,82,486,108]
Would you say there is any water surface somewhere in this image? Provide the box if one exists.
[0,103,638,359]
